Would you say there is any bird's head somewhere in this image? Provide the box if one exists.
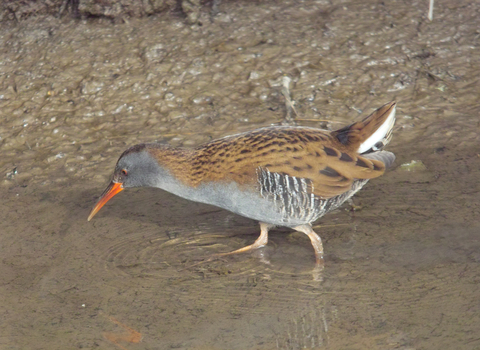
[87,144,162,221]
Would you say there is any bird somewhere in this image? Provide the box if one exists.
[88,101,396,265]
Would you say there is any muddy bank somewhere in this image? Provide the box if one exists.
[1,0,209,24]
[1,0,479,349]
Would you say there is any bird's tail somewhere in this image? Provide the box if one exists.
[332,101,396,155]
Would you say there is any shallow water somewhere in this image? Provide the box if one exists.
[1,0,480,349]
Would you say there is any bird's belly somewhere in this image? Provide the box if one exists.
[163,179,369,227]
[192,182,295,226]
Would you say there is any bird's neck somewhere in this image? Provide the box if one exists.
[147,144,195,181]
[146,144,227,204]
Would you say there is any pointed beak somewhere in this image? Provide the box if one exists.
[87,182,124,221]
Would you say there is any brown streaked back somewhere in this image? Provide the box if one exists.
[191,126,388,199]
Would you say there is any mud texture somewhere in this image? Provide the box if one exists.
[1,0,479,349]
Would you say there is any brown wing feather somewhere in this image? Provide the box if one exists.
[193,127,387,199]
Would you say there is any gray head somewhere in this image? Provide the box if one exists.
[87,144,164,221]
[113,144,164,188]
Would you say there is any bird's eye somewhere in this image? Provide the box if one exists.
[121,169,128,176]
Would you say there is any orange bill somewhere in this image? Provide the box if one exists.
[87,182,124,221]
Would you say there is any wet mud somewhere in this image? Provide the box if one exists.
[1,0,479,349]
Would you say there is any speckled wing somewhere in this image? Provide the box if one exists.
[196,126,390,199]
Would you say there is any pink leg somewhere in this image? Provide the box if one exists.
[216,222,273,256]
[293,224,324,264]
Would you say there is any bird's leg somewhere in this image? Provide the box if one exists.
[216,222,273,256]
[182,223,273,270]
[293,224,324,264]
